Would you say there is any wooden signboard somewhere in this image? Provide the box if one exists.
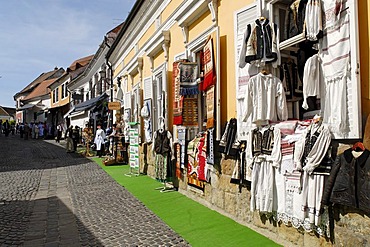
[108,102,121,110]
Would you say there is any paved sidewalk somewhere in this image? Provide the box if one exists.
[0,134,189,246]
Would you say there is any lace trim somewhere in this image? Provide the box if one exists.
[274,208,330,237]
[255,208,330,237]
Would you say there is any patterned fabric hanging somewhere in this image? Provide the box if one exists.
[179,62,199,95]
[201,37,216,91]
[172,61,184,125]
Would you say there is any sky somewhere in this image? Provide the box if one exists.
[0,0,136,108]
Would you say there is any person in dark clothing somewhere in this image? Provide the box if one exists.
[56,123,62,143]
[23,123,29,140]
[19,123,24,138]
[72,126,80,152]
[65,125,74,152]
[3,120,10,137]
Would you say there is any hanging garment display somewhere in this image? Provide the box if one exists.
[271,120,331,236]
[288,122,331,234]
[322,148,370,214]
[172,61,184,125]
[288,61,303,97]
[206,128,215,166]
[141,99,152,143]
[182,97,198,126]
[202,37,215,91]
[177,126,187,170]
[187,132,208,188]
[322,0,343,29]
[243,73,288,125]
[206,86,215,129]
[248,127,282,213]
[236,64,259,140]
[284,0,308,40]
[320,9,350,135]
[239,18,280,68]
[305,0,323,41]
[280,63,293,99]
[175,143,182,179]
[179,62,199,95]
[218,118,238,156]
[231,140,253,184]
[153,129,173,181]
[294,122,331,174]
[274,169,330,236]
[302,54,323,110]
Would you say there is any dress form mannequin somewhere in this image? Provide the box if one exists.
[152,117,175,192]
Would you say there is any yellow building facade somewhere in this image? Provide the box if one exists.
[107,0,370,246]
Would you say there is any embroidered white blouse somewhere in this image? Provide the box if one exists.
[243,73,288,125]
[293,123,331,174]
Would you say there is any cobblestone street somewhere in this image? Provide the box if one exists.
[0,134,189,246]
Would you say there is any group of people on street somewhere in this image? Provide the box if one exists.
[1,118,118,159]
[0,120,12,137]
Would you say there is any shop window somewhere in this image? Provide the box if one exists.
[61,83,68,99]
[124,92,131,120]
[132,83,141,124]
[52,90,56,103]
[153,63,167,129]
[55,87,59,102]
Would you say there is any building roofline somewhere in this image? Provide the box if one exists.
[106,0,145,60]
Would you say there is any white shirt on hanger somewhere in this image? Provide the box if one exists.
[305,0,323,41]
[302,54,323,110]
[243,73,288,125]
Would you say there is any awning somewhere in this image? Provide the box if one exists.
[64,93,108,118]
[74,93,108,112]
[17,103,36,110]
[63,107,75,118]
[18,100,45,111]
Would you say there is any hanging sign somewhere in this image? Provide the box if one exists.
[108,102,121,110]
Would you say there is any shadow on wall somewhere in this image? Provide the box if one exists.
[220,35,228,124]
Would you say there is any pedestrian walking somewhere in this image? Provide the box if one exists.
[65,125,74,152]
[37,122,43,139]
[72,126,80,152]
[23,122,29,140]
[56,123,62,143]
[19,123,24,138]
[94,125,106,158]
[3,120,10,137]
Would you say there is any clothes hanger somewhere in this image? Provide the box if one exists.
[260,68,270,75]
[352,142,365,152]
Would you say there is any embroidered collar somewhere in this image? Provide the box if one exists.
[343,148,370,167]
